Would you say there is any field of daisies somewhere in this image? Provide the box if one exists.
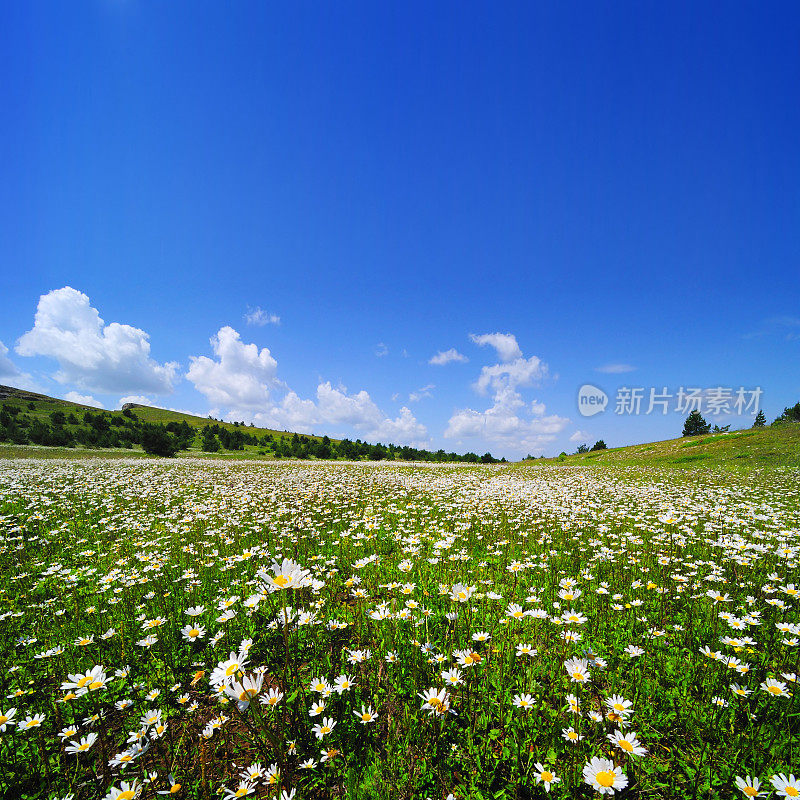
[1,457,800,800]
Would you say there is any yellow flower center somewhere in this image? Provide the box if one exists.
[596,770,615,788]
[77,676,92,688]
[0,716,7,725]
[541,771,553,782]
[768,686,782,694]
[743,788,758,797]
[620,740,634,752]
[78,742,91,751]
[189,629,199,637]
[118,792,135,800]
[785,788,798,797]
[225,664,239,677]
[361,713,371,721]
[170,785,181,794]
[273,575,290,588]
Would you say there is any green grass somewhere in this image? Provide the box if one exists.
[556,424,800,468]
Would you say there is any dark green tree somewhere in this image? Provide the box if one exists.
[576,444,589,454]
[773,402,800,424]
[590,440,607,451]
[682,410,711,436]
[140,424,180,457]
[753,410,766,428]
[201,426,220,452]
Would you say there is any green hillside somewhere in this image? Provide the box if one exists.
[546,423,800,468]
[0,385,499,463]
[120,402,324,442]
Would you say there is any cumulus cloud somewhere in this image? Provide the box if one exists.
[409,384,435,402]
[16,287,179,395]
[469,332,522,362]
[245,306,281,326]
[188,327,429,447]
[569,429,590,442]
[445,334,566,455]
[429,348,468,366]
[375,343,389,357]
[595,363,636,374]
[530,400,546,416]
[63,391,104,409]
[187,326,281,409]
[474,355,548,395]
[445,386,569,453]
[252,383,428,447]
[0,340,38,391]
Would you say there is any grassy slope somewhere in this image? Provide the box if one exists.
[0,384,335,448]
[121,404,333,443]
[546,423,800,468]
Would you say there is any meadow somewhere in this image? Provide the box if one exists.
[1,456,799,800]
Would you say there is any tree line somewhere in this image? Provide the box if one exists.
[682,403,800,436]
[0,402,503,462]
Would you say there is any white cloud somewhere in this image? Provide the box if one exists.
[375,342,389,357]
[445,336,566,455]
[429,348,468,366]
[117,395,154,408]
[469,332,522,362]
[445,386,569,454]
[189,327,429,447]
[569,430,590,442]
[530,400,546,416]
[409,384,435,402]
[0,340,38,391]
[249,383,429,447]
[16,287,179,395]
[245,306,281,326]
[187,326,281,409]
[63,391,104,409]
[474,356,548,395]
[595,363,636,374]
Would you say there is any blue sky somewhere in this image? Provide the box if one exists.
[1,2,798,458]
